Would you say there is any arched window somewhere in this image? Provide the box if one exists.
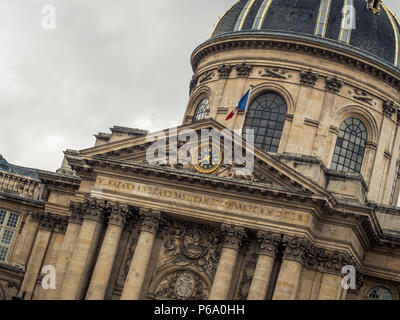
[243,92,287,153]
[192,98,209,123]
[331,118,368,174]
[367,287,393,300]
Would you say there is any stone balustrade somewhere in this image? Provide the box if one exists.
[0,171,44,201]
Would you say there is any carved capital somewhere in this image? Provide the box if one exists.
[54,216,68,234]
[82,197,107,223]
[325,76,343,93]
[217,64,233,78]
[236,62,252,77]
[38,213,56,231]
[221,224,246,250]
[300,69,319,87]
[69,201,84,225]
[257,230,281,257]
[281,235,310,262]
[383,100,396,118]
[139,208,164,234]
[107,202,129,227]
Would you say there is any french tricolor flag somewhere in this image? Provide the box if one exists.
[225,88,252,121]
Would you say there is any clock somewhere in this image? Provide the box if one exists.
[193,143,222,174]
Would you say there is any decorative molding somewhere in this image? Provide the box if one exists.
[217,64,233,78]
[329,125,339,135]
[325,76,344,93]
[304,118,320,128]
[259,67,290,79]
[107,202,129,227]
[217,107,229,114]
[300,69,319,87]
[366,141,378,150]
[199,70,215,84]
[220,224,246,250]
[383,100,397,118]
[257,230,281,258]
[384,151,392,160]
[236,62,253,77]
[285,113,294,122]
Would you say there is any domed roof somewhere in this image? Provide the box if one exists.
[211,0,400,71]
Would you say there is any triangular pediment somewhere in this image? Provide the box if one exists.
[72,119,330,197]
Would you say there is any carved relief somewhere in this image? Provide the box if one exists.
[217,64,233,78]
[352,89,375,106]
[236,62,253,77]
[259,67,291,79]
[300,69,319,87]
[221,224,246,250]
[237,252,257,300]
[154,270,209,300]
[199,71,215,84]
[325,76,344,93]
[257,230,281,257]
[107,202,129,227]
[157,221,221,280]
[189,75,198,94]
[82,197,107,222]
[69,201,84,225]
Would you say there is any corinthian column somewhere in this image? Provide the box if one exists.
[247,231,281,300]
[19,213,55,300]
[86,203,129,300]
[273,235,308,300]
[120,209,163,300]
[47,202,84,300]
[208,224,246,300]
[60,197,107,300]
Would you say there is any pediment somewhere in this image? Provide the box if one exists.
[73,119,329,197]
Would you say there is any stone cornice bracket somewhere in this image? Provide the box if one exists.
[221,224,247,250]
[82,196,107,223]
[257,230,282,258]
[383,100,397,119]
[138,208,165,234]
[236,62,252,77]
[107,202,129,228]
[69,201,84,225]
[300,69,319,87]
[325,76,344,93]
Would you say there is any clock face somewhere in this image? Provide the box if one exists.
[193,143,222,174]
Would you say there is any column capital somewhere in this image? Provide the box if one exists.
[54,216,68,234]
[82,196,107,223]
[139,208,164,234]
[257,230,281,258]
[221,224,246,250]
[107,202,129,227]
[69,201,84,225]
[38,213,57,231]
[281,235,310,263]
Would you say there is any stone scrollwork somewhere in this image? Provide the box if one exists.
[325,76,344,93]
[154,270,209,300]
[199,70,215,84]
[236,62,253,77]
[353,89,375,106]
[217,64,233,78]
[259,67,290,79]
[157,221,221,279]
[300,69,319,87]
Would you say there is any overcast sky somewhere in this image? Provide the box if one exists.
[1,0,400,172]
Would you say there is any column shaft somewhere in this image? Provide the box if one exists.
[318,273,345,300]
[273,259,302,300]
[12,213,39,266]
[247,254,275,300]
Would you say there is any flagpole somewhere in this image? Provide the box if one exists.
[239,85,254,137]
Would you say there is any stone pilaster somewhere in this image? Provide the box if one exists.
[273,235,308,300]
[248,231,281,300]
[86,202,129,300]
[60,197,107,300]
[120,208,163,300]
[46,202,84,300]
[19,213,55,299]
[209,224,246,300]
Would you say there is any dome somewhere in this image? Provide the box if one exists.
[210,0,400,72]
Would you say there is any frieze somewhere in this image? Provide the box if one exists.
[95,177,313,228]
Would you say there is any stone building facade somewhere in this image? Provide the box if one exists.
[1,0,400,300]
